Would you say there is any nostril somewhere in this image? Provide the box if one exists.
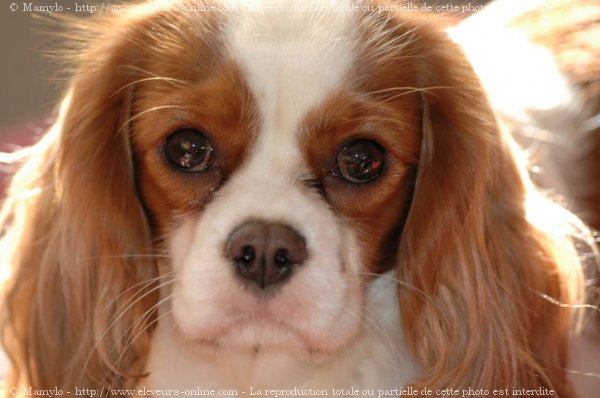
[239,245,256,265]
[273,248,289,267]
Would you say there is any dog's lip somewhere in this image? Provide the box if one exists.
[177,309,341,353]
[216,319,344,357]
[219,310,298,336]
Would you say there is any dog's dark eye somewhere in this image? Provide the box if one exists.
[337,140,385,183]
[164,129,214,172]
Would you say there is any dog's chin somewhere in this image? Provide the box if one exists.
[171,312,359,362]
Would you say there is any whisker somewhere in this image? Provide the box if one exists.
[369,86,458,103]
[81,276,176,380]
[107,271,176,315]
[78,254,173,262]
[565,368,600,379]
[110,76,187,98]
[367,26,419,57]
[117,65,187,82]
[112,304,175,373]
[114,294,173,357]
[117,105,187,135]
[538,292,600,314]
[107,276,176,329]
[361,309,402,363]
[361,271,430,303]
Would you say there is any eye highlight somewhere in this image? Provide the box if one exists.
[164,129,214,172]
[337,139,385,183]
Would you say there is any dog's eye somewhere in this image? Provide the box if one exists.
[337,140,385,183]
[164,129,214,172]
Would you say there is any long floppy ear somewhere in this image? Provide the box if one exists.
[0,14,158,390]
[396,22,583,397]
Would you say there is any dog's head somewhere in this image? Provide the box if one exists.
[0,0,584,395]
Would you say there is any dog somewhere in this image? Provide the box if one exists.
[0,1,598,397]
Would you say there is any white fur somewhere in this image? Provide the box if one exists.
[143,0,416,393]
[143,273,416,394]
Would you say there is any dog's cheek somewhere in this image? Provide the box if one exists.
[169,207,273,343]
[168,218,198,273]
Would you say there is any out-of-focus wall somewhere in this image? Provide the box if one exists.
[0,2,56,128]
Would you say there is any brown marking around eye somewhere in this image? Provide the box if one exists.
[301,73,422,276]
[131,55,259,236]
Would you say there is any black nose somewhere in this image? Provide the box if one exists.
[225,221,307,289]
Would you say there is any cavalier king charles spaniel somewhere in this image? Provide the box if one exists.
[1,0,598,397]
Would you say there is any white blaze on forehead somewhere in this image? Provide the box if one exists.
[223,1,358,173]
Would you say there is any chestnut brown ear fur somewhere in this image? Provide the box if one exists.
[396,20,583,397]
[0,13,160,390]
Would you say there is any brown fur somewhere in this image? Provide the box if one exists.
[133,58,258,236]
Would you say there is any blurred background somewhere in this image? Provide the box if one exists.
[0,0,90,148]
[1,6,51,126]
[0,2,56,130]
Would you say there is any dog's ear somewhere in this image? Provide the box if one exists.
[1,14,160,389]
[395,23,582,396]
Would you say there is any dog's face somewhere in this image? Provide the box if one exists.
[132,6,420,355]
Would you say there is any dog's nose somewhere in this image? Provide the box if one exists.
[225,221,307,289]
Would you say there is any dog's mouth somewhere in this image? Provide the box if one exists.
[167,267,363,359]
[170,307,352,360]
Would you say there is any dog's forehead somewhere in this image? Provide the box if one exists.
[224,4,357,114]
[221,3,359,168]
